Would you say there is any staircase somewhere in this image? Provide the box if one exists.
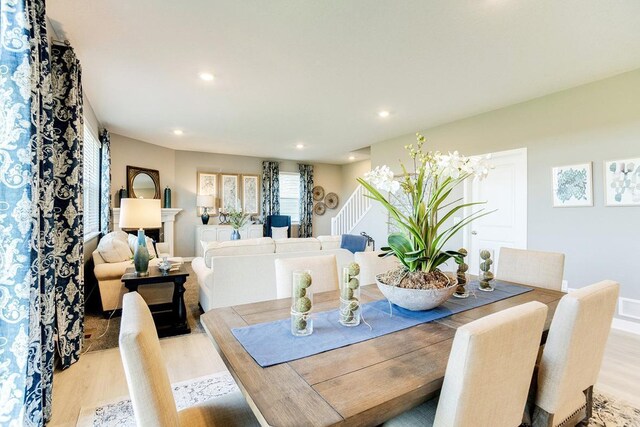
[331,184,371,235]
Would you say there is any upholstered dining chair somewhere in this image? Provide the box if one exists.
[264,215,291,238]
[275,254,339,298]
[497,247,565,290]
[384,301,548,427]
[119,292,259,427]
[531,280,619,427]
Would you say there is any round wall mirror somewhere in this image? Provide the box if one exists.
[127,166,161,199]
[132,173,156,198]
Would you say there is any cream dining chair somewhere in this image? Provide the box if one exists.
[531,280,619,427]
[497,247,565,290]
[119,292,259,427]
[275,254,339,298]
[384,301,548,427]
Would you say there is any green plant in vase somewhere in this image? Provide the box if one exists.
[228,207,250,240]
[357,133,493,310]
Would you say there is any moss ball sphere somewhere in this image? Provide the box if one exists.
[294,317,307,331]
[348,262,360,277]
[480,250,491,260]
[348,278,359,290]
[458,248,468,256]
[293,285,306,298]
[486,259,493,267]
[483,271,494,281]
[458,263,469,273]
[295,296,312,313]
[479,261,490,272]
[348,298,360,311]
[298,272,312,288]
[342,312,354,323]
[342,287,354,300]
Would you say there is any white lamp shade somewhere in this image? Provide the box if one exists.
[119,198,162,229]
[196,195,215,208]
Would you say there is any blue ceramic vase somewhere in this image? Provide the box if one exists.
[230,229,241,240]
[134,230,150,276]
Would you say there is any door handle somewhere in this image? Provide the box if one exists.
[471,231,478,235]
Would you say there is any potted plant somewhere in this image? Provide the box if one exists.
[228,207,251,240]
[357,133,492,311]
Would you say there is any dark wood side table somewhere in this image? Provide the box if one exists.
[121,265,191,337]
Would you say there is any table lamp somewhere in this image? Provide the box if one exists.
[119,198,162,276]
[197,195,216,225]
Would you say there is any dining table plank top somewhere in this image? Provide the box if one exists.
[201,283,565,427]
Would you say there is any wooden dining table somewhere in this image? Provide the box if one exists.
[201,283,564,427]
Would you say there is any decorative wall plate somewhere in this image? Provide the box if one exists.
[314,202,326,216]
[312,186,325,201]
[325,192,339,209]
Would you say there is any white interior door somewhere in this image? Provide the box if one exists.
[463,148,527,276]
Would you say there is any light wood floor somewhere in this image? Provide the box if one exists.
[49,328,640,426]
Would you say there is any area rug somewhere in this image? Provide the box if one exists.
[76,371,238,427]
[83,262,203,352]
[78,372,640,427]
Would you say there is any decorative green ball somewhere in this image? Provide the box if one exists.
[295,297,312,313]
[348,278,359,290]
[458,263,469,273]
[293,285,306,298]
[342,312,354,323]
[480,261,490,272]
[479,280,490,288]
[483,271,494,281]
[458,248,468,256]
[480,250,491,260]
[348,298,360,312]
[298,272,312,288]
[342,287,354,300]
[348,262,360,277]
[294,316,307,331]
[485,259,493,267]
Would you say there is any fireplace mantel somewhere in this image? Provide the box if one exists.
[112,208,182,256]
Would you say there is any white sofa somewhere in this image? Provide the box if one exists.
[191,236,391,312]
[93,231,182,313]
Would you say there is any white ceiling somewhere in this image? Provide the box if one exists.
[48,1,640,164]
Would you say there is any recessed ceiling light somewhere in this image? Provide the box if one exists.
[378,110,390,118]
[173,129,183,136]
[199,72,214,81]
[348,155,356,161]
[296,143,304,149]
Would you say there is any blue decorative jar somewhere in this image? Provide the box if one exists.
[230,229,241,240]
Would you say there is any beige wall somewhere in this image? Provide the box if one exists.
[364,69,640,316]
[110,134,176,207]
[109,138,352,256]
[340,159,371,199]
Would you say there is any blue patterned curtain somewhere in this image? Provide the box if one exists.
[0,0,56,424]
[99,128,111,234]
[298,164,314,237]
[51,43,84,370]
[261,161,280,218]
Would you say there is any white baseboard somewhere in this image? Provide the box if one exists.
[182,257,195,262]
[611,318,640,335]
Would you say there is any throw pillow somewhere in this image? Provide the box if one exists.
[127,233,157,259]
[271,226,289,240]
[97,234,133,263]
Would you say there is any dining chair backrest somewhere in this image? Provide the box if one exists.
[497,247,565,290]
[433,301,548,427]
[535,280,619,423]
[264,215,291,238]
[119,292,179,427]
[354,251,400,286]
[275,255,339,299]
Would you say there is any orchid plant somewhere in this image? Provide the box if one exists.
[357,133,492,274]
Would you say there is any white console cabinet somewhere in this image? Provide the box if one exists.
[194,224,264,258]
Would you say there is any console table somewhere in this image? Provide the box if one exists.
[194,224,264,257]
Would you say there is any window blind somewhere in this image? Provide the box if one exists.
[83,125,101,238]
[279,172,300,222]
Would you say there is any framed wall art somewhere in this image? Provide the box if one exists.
[220,173,240,212]
[551,163,593,207]
[197,172,218,215]
[241,175,260,215]
[604,157,640,206]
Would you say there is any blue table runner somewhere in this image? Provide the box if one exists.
[232,281,532,367]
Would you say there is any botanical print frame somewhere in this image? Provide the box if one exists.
[242,175,260,215]
[220,173,240,213]
[551,163,593,207]
[197,172,218,216]
[604,157,640,206]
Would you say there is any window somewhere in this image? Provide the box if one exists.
[83,125,101,240]
[279,172,300,223]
